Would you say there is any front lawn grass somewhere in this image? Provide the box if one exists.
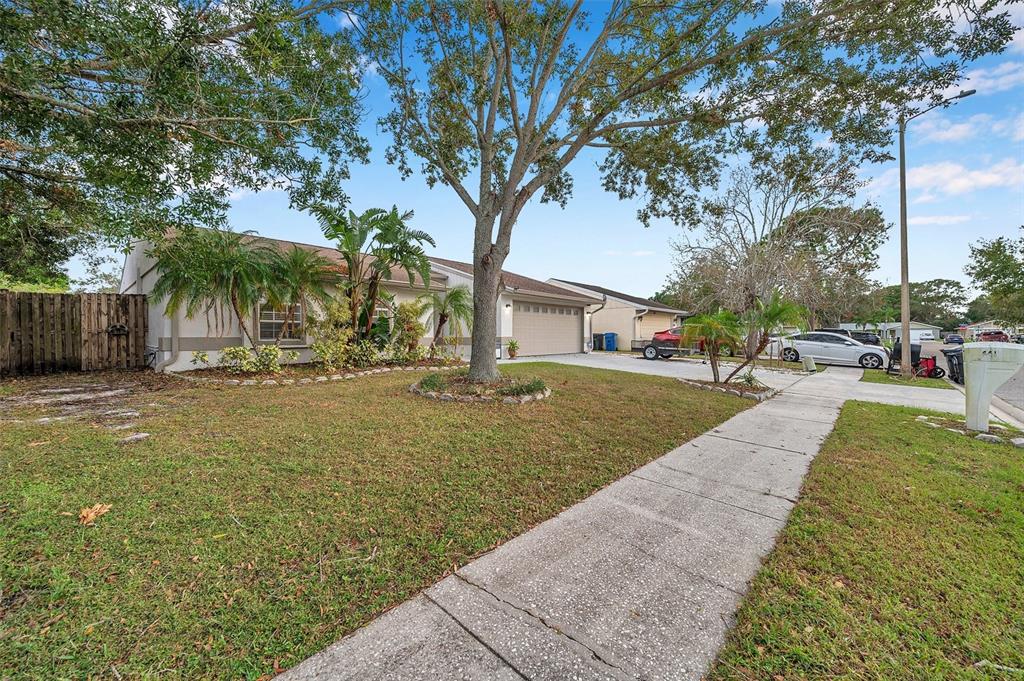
[709,401,1024,679]
[0,362,747,679]
[861,368,954,390]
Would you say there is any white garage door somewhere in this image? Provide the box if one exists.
[513,302,583,356]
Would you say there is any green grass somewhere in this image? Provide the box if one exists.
[861,369,955,390]
[0,362,747,679]
[709,401,1024,680]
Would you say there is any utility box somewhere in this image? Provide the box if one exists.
[963,342,1024,432]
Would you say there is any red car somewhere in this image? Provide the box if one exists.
[641,327,735,360]
[978,330,1010,342]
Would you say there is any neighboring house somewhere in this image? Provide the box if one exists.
[427,257,599,358]
[959,320,1024,340]
[119,235,446,372]
[546,279,688,349]
[119,234,599,371]
[840,321,943,343]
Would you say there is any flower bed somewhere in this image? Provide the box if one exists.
[409,369,550,404]
[172,361,462,387]
[678,377,776,402]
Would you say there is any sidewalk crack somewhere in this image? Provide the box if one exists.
[451,573,635,680]
[421,591,532,681]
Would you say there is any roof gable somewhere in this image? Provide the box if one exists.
[428,257,599,302]
[549,279,687,314]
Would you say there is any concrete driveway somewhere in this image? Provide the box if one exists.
[534,353,1021,425]
[511,352,809,392]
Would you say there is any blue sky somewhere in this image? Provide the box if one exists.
[112,7,1024,301]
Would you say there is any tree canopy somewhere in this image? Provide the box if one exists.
[878,278,968,330]
[967,227,1024,324]
[1,0,369,256]
[352,0,1015,379]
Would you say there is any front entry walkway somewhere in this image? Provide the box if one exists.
[282,370,849,680]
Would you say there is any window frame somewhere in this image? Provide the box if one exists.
[258,302,304,342]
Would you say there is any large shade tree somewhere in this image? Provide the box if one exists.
[1,0,369,252]
[966,227,1024,325]
[669,149,887,326]
[354,1,1015,381]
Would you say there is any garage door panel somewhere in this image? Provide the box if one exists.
[513,303,583,355]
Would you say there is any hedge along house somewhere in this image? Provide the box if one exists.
[546,280,689,350]
[118,234,446,372]
[427,257,600,358]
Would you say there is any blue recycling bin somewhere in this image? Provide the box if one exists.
[603,332,617,352]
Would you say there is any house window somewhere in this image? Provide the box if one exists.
[259,303,303,341]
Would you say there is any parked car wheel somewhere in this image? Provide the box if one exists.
[859,353,883,369]
[781,347,799,363]
[720,345,734,357]
[659,352,673,359]
[928,367,946,379]
[642,345,659,360]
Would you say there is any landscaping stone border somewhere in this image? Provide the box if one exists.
[409,380,551,405]
[677,377,777,402]
[913,414,1024,447]
[169,364,462,387]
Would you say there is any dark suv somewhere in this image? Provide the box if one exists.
[815,328,882,346]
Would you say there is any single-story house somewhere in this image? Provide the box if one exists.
[546,280,688,350]
[959,320,1024,340]
[840,321,942,343]
[119,234,599,371]
[428,257,599,358]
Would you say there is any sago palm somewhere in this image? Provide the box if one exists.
[726,290,807,381]
[267,245,339,342]
[151,229,274,348]
[419,284,473,351]
[683,310,742,383]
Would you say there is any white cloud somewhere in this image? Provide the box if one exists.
[907,158,1024,195]
[869,158,1024,200]
[907,215,971,226]
[912,114,991,142]
[944,60,1024,97]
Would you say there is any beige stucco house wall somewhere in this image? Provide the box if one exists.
[546,279,688,351]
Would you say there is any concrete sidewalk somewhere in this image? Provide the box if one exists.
[282,370,844,681]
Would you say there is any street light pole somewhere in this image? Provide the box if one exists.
[898,117,911,377]
[897,89,976,377]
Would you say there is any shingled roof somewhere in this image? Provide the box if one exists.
[429,256,600,302]
[549,280,687,315]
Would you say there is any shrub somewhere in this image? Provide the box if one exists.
[496,378,545,397]
[191,351,210,367]
[418,372,447,392]
[217,345,282,374]
[249,345,283,373]
[307,298,353,371]
[348,340,380,368]
[282,350,300,364]
[393,301,426,352]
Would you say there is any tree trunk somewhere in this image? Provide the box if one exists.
[432,312,450,347]
[231,291,256,350]
[468,217,504,382]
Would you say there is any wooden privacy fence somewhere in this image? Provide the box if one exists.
[0,292,148,376]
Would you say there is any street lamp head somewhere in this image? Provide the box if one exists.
[954,89,977,99]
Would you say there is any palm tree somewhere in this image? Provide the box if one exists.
[267,245,339,342]
[312,205,435,340]
[151,229,274,349]
[419,284,473,352]
[683,310,743,383]
[725,291,807,382]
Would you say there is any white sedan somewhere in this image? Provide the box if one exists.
[768,332,889,369]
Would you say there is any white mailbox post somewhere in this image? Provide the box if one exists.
[963,342,1024,432]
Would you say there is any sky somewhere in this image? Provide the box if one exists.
[105,5,1024,301]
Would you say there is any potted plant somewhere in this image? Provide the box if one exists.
[506,339,519,359]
